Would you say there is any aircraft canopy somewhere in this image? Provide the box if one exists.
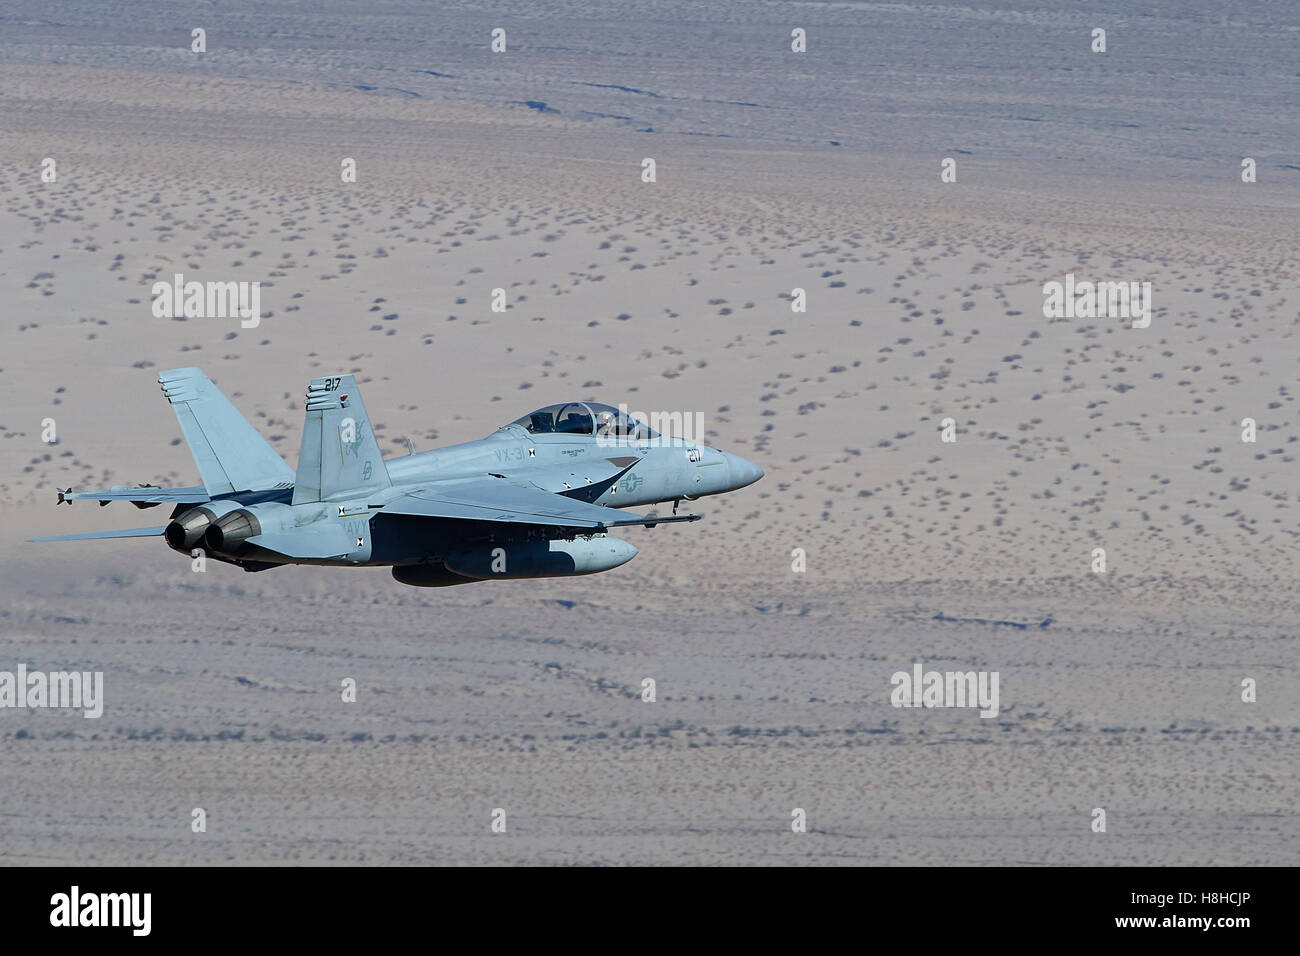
[508,402,659,439]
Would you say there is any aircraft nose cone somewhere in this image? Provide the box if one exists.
[725,453,764,489]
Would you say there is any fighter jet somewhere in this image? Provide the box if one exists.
[32,368,763,586]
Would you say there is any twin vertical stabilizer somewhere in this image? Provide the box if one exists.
[291,374,391,504]
[158,367,295,495]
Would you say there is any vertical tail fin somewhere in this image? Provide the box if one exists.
[292,374,391,503]
[158,367,295,496]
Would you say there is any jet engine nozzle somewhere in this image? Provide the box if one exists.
[165,512,208,552]
[164,501,245,554]
[204,509,261,555]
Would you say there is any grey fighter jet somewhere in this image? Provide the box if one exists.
[32,368,763,586]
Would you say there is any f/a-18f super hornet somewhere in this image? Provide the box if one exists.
[32,368,763,586]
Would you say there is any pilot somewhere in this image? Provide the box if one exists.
[595,409,617,436]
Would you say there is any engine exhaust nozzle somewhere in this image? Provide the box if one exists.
[165,507,217,553]
[204,509,261,555]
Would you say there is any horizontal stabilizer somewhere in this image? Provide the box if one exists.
[30,526,167,543]
[59,485,211,505]
[375,478,699,530]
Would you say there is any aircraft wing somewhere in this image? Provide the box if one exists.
[58,485,211,507]
[373,478,698,530]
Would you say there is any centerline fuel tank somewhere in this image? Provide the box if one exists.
[443,535,637,580]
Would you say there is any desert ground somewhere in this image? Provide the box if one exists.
[1,2,1297,864]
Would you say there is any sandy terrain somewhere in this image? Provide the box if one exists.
[1,3,1297,864]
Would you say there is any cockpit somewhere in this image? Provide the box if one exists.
[507,402,660,440]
